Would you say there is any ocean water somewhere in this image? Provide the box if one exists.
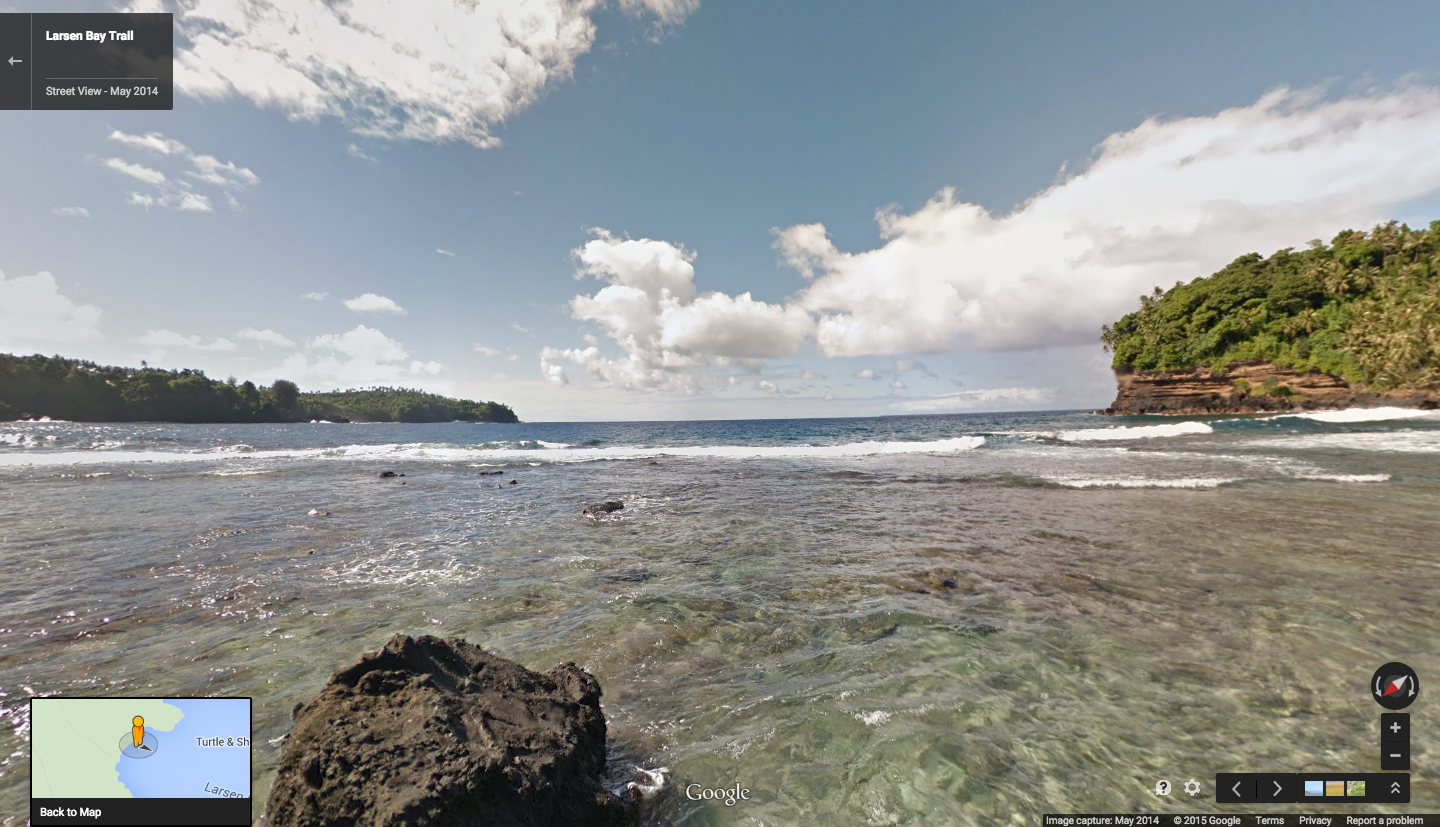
[1,409,1437,825]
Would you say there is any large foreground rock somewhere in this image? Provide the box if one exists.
[265,634,633,827]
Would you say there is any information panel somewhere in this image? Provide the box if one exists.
[0,12,173,110]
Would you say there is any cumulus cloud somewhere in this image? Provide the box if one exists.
[0,270,102,352]
[889,378,906,390]
[541,85,1440,396]
[53,206,90,218]
[236,327,295,347]
[253,325,443,390]
[755,379,779,394]
[799,368,825,380]
[139,329,238,351]
[309,325,409,362]
[784,85,1440,355]
[130,0,696,148]
[474,344,502,357]
[105,130,258,211]
[542,231,813,393]
[302,291,329,301]
[343,293,407,315]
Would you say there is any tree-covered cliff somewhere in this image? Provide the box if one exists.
[1101,221,1440,390]
[0,354,519,423]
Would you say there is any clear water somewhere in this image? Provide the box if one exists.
[1,409,1437,825]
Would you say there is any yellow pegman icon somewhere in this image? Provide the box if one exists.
[132,716,144,748]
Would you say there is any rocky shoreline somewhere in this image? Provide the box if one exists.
[1104,362,1440,415]
[264,635,636,827]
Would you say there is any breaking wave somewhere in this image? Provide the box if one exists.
[0,436,987,469]
[1267,407,1439,424]
[1057,422,1214,442]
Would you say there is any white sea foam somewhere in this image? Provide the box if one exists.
[0,433,25,446]
[1050,477,1236,489]
[0,436,986,469]
[1057,422,1213,441]
[1268,407,1439,424]
[1250,430,1440,453]
[855,710,892,726]
[1294,473,1391,482]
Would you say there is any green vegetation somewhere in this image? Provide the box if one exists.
[1101,221,1440,390]
[0,354,518,423]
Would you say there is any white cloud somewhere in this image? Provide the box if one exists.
[542,230,811,393]
[436,248,456,257]
[799,368,825,380]
[106,130,258,211]
[187,154,261,188]
[176,192,213,212]
[853,368,877,380]
[104,158,167,186]
[252,325,443,390]
[619,0,699,41]
[512,322,532,335]
[0,270,102,352]
[134,0,695,148]
[346,143,378,163]
[309,325,409,362]
[891,387,1058,413]
[889,378,906,390]
[783,85,1440,355]
[343,293,407,315]
[474,344,502,357]
[302,291,329,301]
[755,379,779,394]
[236,327,295,347]
[53,206,90,218]
[139,329,238,351]
[107,130,186,155]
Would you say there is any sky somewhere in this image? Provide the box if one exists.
[3,0,1440,421]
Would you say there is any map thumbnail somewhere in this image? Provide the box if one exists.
[30,698,251,799]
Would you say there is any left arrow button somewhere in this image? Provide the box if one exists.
[6,57,21,66]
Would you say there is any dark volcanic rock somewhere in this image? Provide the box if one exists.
[582,501,625,519]
[264,634,632,827]
[378,471,406,478]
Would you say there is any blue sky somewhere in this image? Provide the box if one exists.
[3,1,1440,421]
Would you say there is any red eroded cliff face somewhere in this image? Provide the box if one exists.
[1104,362,1440,415]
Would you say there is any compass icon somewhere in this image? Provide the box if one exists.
[1371,662,1419,710]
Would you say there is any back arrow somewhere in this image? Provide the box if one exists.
[7,57,21,66]
[1232,782,1242,797]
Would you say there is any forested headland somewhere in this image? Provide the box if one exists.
[1102,221,1440,390]
[0,354,519,423]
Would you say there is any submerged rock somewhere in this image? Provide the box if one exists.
[264,634,633,827]
[582,501,625,518]
[378,471,406,478]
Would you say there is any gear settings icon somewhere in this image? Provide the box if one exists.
[1184,779,1201,797]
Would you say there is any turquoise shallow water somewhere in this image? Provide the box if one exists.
[1,410,1437,825]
